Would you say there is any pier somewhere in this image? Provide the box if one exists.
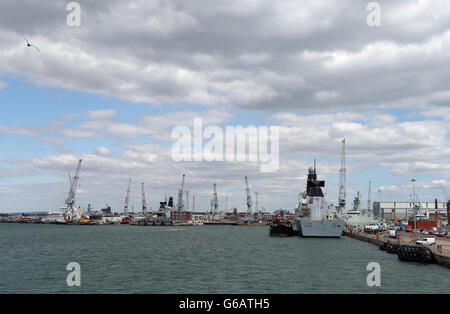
[343,227,450,269]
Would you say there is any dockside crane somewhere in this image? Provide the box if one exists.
[65,159,82,221]
[185,191,190,211]
[124,178,131,216]
[439,183,450,202]
[141,182,147,217]
[213,183,219,218]
[338,139,347,211]
[177,174,185,211]
[225,195,228,213]
[245,176,252,222]
[177,174,186,222]
[255,191,261,220]
[442,184,450,226]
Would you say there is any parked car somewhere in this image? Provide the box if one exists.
[389,229,397,239]
[416,238,436,246]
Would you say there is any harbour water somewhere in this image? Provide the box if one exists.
[0,224,448,294]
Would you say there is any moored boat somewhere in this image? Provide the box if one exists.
[269,217,294,237]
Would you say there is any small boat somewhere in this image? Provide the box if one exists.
[269,217,294,237]
[77,215,95,225]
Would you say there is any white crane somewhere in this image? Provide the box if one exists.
[177,174,185,212]
[439,183,450,202]
[254,191,262,220]
[141,182,147,217]
[65,159,82,221]
[225,194,228,213]
[245,176,252,222]
[124,178,131,216]
[176,174,186,222]
[213,183,219,218]
[185,190,190,211]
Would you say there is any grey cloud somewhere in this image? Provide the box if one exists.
[1,0,450,111]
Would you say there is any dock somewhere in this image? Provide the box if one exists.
[343,227,450,269]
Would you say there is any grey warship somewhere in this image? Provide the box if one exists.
[294,164,343,238]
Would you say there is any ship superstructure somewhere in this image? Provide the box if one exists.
[294,163,344,238]
[345,191,380,226]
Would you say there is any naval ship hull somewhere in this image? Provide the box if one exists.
[295,219,343,238]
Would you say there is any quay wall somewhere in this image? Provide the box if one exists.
[343,228,450,270]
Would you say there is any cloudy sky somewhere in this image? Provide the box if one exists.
[1,0,450,213]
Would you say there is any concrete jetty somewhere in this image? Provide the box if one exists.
[343,227,450,269]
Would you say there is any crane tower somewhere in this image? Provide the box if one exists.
[141,182,147,216]
[338,139,347,211]
[177,174,185,212]
[124,178,131,216]
[65,159,82,221]
[245,176,252,222]
[213,183,219,216]
[177,174,186,222]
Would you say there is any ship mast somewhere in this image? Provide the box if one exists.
[338,139,347,211]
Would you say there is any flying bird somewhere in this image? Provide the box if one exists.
[21,36,40,53]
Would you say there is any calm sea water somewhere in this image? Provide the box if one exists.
[0,223,448,294]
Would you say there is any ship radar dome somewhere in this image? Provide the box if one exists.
[308,167,314,174]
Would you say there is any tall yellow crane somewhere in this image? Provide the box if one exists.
[392,209,400,224]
